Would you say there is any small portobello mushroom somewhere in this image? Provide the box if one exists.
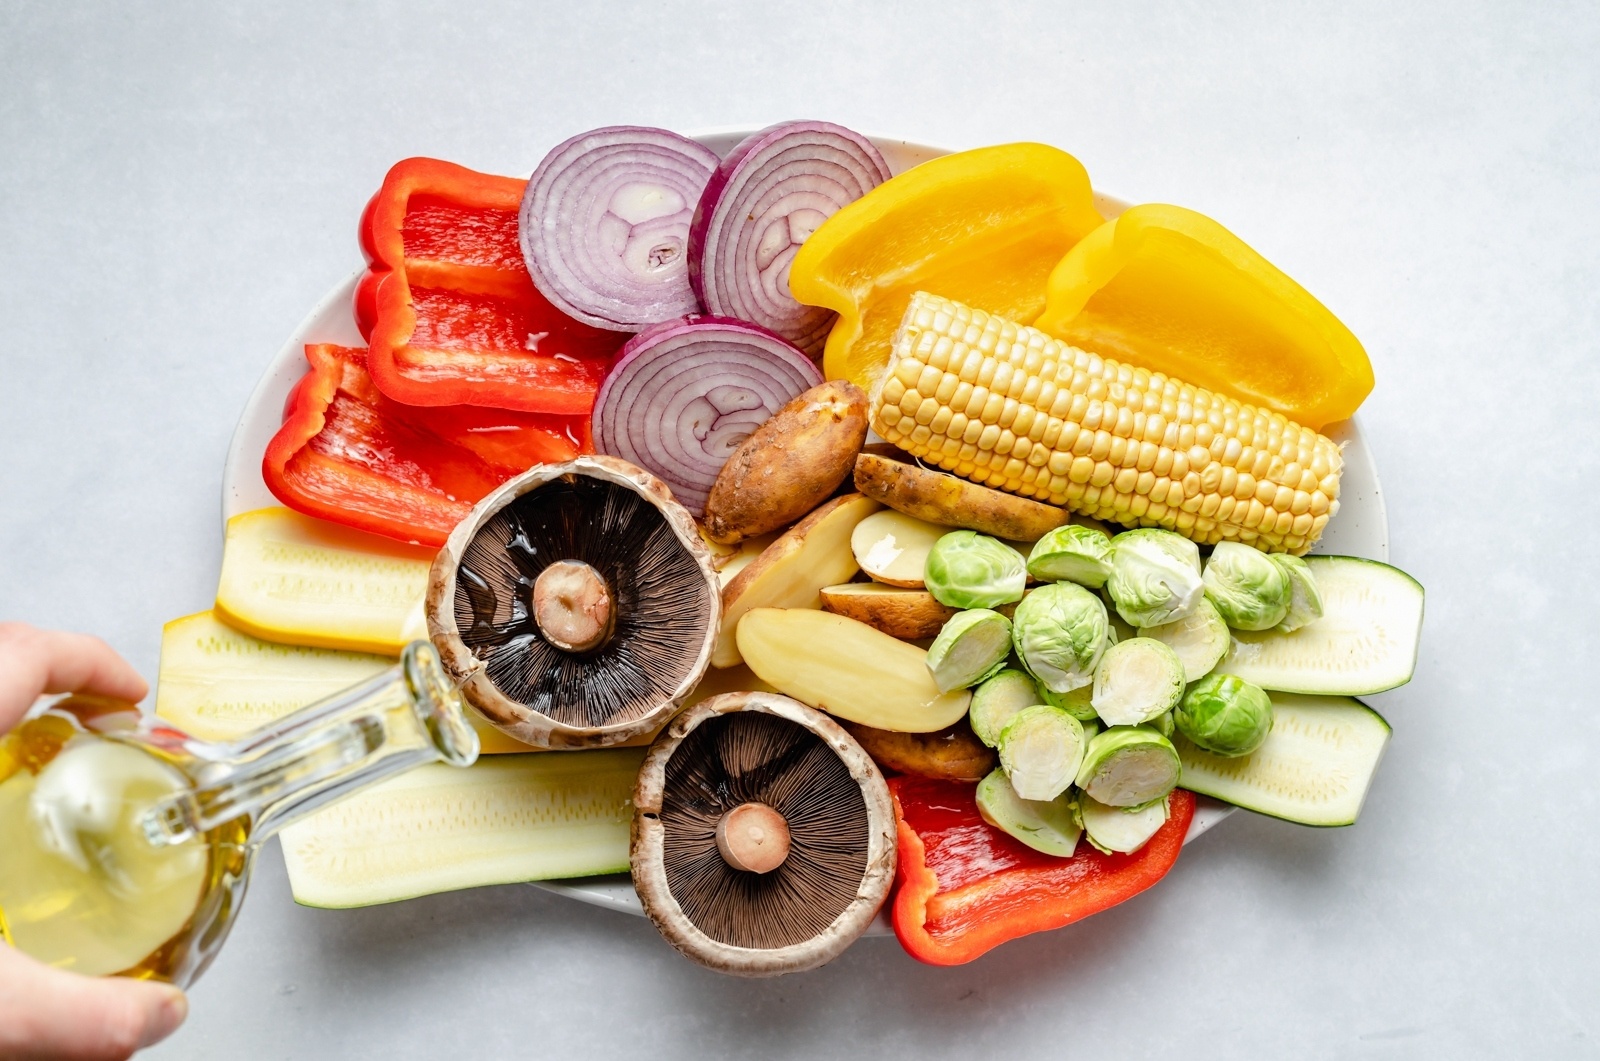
[427,455,720,749]
[632,691,895,976]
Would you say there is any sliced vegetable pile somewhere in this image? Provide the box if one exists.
[166,121,1422,976]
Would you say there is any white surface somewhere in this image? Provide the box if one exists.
[221,128,1387,923]
[2,3,1595,1058]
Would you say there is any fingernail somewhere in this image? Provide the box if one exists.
[139,988,188,1048]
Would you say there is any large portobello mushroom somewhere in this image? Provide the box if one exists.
[632,691,895,976]
[427,456,720,748]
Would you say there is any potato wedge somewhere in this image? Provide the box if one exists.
[850,509,949,587]
[819,583,958,640]
[714,494,881,667]
[736,608,970,732]
[703,380,868,545]
[852,509,1034,588]
[699,527,785,587]
[840,718,996,782]
[854,453,1069,541]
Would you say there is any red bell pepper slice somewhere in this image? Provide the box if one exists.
[262,343,585,547]
[889,776,1196,965]
[359,157,626,414]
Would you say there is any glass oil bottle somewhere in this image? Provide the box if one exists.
[0,641,477,987]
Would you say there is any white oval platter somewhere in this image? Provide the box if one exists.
[223,128,1388,924]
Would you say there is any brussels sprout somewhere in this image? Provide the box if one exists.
[997,705,1086,801]
[1150,711,1175,739]
[968,668,1044,747]
[925,609,1013,693]
[1074,726,1181,807]
[1078,792,1170,855]
[1010,582,1109,693]
[1080,717,1102,741]
[924,531,1027,609]
[1026,525,1114,587]
[1106,529,1203,627]
[1272,553,1325,633]
[976,769,1080,857]
[1040,682,1099,722]
[1203,542,1290,631]
[1140,596,1230,683]
[1174,673,1274,757]
[1091,637,1187,726]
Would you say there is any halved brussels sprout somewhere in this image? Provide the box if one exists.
[926,609,1012,693]
[1106,529,1203,628]
[1074,726,1181,807]
[1173,672,1274,757]
[1040,682,1098,722]
[1203,542,1290,631]
[924,531,1027,610]
[1010,582,1109,694]
[1091,637,1186,726]
[1026,525,1113,587]
[968,668,1043,748]
[1272,553,1325,633]
[1140,596,1229,683]
[976,769,1080,857]
[997,705,1086,801]
[1150,711,1174,739]
[1078,792,1170,855]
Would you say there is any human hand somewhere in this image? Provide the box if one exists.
[0,623,189,1060]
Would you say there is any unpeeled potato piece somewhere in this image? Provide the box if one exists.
[840,718,996,782]
[850,509,949,587]
[736,607,970,732]
[853,453,1069,541]
[702,381,868,545]
[713,494,882,667]
[852,509,1036,589]
[819,583,958,640]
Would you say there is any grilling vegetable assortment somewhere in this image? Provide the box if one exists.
[152,121,1422,975]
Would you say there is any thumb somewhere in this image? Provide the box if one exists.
[0,945,188,1060]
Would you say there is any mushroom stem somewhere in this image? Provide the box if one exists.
[532,560,614,653]
[714,802,791,874]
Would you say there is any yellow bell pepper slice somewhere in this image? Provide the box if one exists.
[1034,204,1373,430]
[789,143,1103,392]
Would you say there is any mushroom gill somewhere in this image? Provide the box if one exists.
[441,460,717,736]
[658,710,870,951]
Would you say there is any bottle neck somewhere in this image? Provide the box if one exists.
[141,642,478,847]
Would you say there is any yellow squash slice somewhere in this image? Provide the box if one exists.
[214,507,435,655]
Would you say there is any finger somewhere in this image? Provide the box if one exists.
[0,947,187,1060]
[0,624,149,732]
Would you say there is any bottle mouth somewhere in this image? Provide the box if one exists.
[401,641,480,768]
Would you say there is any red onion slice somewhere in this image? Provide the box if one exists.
[592,317,824,515]
[688,121,890,358]
[521,127,721,332]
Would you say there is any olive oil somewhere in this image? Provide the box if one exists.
[0,642,476,986]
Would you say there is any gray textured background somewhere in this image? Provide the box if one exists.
[2,1,1596,1057]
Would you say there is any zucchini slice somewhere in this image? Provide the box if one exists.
[214,507,434,656]
[1218,556,1423,695]
[1175,693,1390,826]
[280,749,645,908]
[156,610,535,753]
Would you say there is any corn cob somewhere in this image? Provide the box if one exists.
[871,292,1341,554]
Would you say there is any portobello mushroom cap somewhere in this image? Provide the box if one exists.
[427,456,720,748]
[632,691,896,976]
